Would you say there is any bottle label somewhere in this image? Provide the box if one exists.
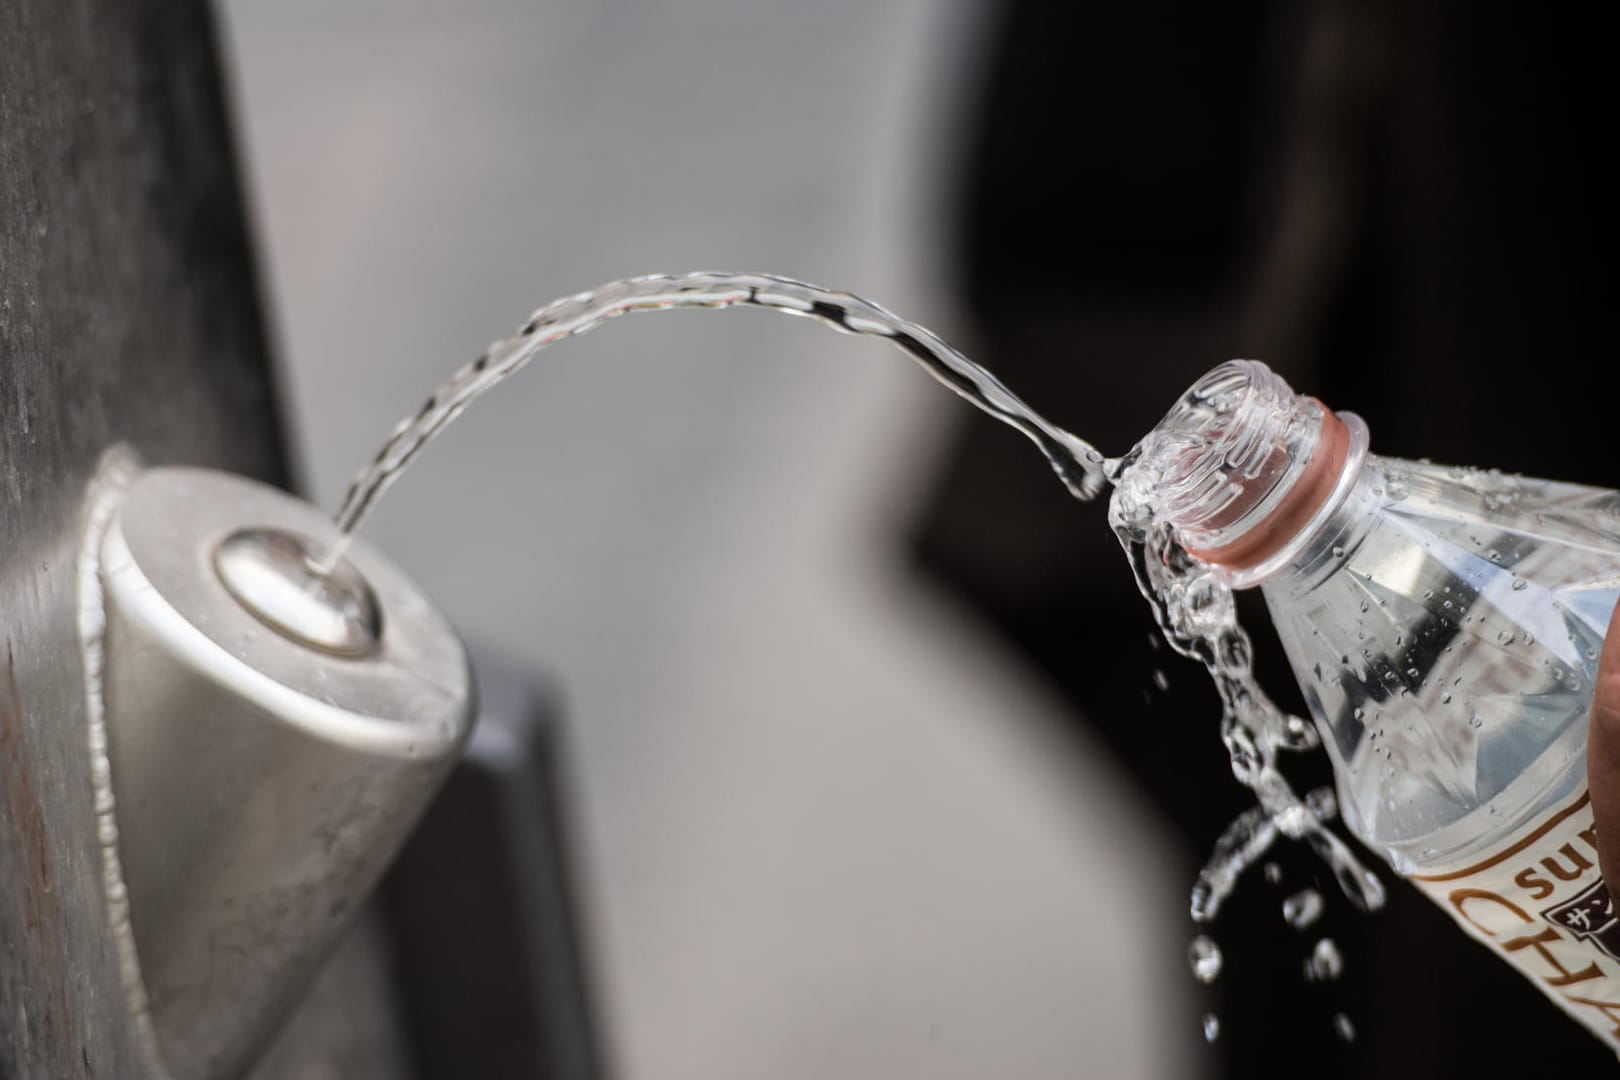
[1409,787,1620,1050]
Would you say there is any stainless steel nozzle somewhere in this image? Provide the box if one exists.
[96,467,475,1080]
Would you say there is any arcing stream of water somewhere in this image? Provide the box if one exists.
[317,271,1385,1041]
[313,271,1108,574]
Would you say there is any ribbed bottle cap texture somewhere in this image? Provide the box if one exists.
[1137,361,1347,570]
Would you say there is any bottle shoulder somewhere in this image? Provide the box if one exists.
[1260,456,1620,867]
[1377,457,1620,556]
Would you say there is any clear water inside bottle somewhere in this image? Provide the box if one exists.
[1265,456,1620,871]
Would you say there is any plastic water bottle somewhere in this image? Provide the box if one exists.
[1144,360,1620,1047]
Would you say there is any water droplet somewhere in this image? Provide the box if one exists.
[1304,938,1344,982]
[1189,936,1222,984]
[1497,630,1516,645]
[1440,691,1452,704]
[1523,632,1535,645]
[1331,545,1346,558]
[1283,889,1324,929]
[1511,578,1528,591]
[1333,1013,1356,1042]
[1152,669,1170,692]
[1358,600,1369,613]
[1202,1013,1220,1043]
[1264,863,1283,885]
[1352,706,1364,720]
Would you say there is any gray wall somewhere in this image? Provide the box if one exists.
[220,2,1189,1076]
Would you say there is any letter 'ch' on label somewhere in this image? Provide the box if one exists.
[1409,788,1620,1051]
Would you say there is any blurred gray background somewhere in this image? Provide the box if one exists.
[218,2,1186,1077]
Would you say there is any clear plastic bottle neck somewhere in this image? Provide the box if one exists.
[1123,360,1369,588]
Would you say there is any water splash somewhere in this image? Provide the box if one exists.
[315,271,1107,571]
[1108,408,1387,925]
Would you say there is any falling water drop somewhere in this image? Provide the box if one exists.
[1189,936,1223,984]
[1282,889,1324,930]
[1304,938,1344,983]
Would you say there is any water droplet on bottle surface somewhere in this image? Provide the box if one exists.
[1497,630,1516,645]
[1264,862,1283,885]
[1511,577,1528,591]
[1152,669,1170,692]
[1283,889,1324,929]
[1189,936,1223,984]
[1202,1014,1221,1042]
[1304,938,1344,982]
[1333,1013,1356,1042]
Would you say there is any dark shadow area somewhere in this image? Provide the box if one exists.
[912,1,1615,1075]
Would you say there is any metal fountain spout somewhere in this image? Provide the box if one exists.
[90,464,475,1080]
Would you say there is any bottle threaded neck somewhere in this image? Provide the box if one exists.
[1128,360,1347,569]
